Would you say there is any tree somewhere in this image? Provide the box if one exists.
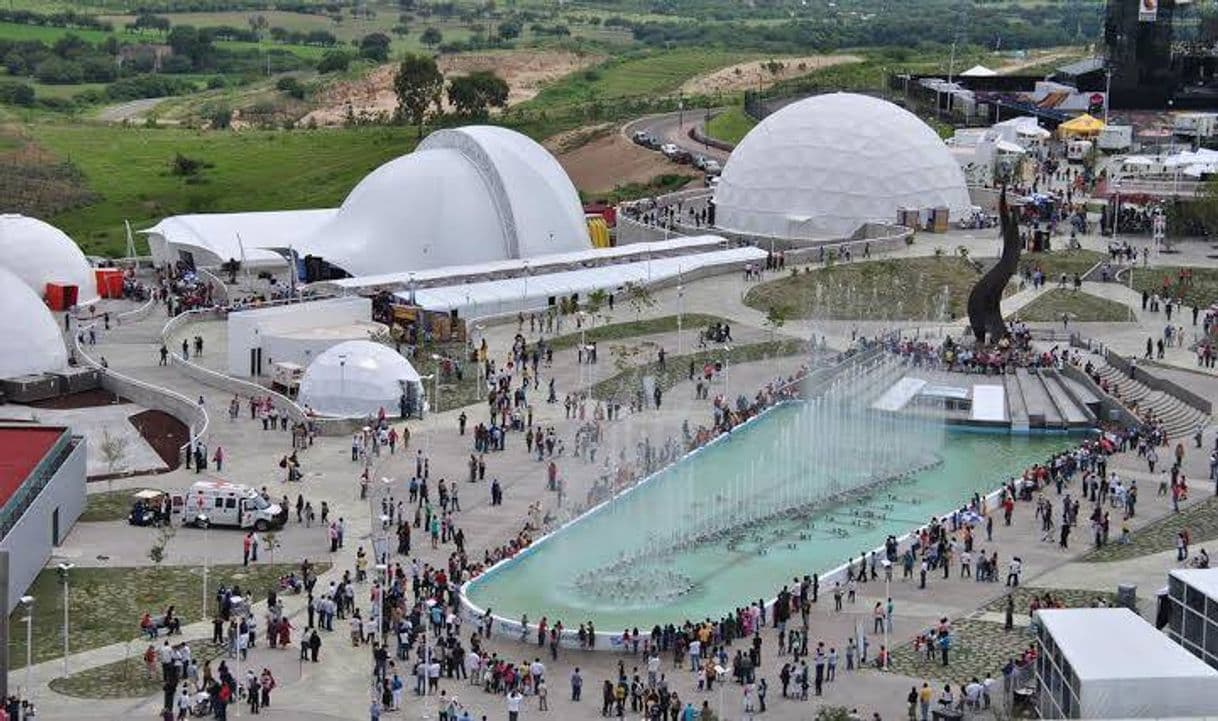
[147,525,176,578]
[622,281,656,320]
[317,50,353,74]
[360,32,392,62]
[497,19,522,40]
[585,289,609,325]
[420,26,443,47]
[764,303,790,341]
[393,54,444,138]
[100,429,130,476]
[247,14,269,38]
[447,70,508,119]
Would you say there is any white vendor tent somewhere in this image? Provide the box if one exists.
[1035,608,1218,719]
[298,340,422,418]
[960,64,998,77]
[400,245,766,318]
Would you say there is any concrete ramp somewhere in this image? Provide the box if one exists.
[971,384,1007,423]
[872,376,926,411]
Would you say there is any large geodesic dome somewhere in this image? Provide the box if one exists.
[0,265,68,378]
[298,341,422,418]
[0,214,99,305]
[713,93,971,240]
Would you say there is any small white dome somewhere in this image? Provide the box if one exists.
[0,264,68,378]
[304,125,590,276]
[298,340,421,417]
[0,214,98,304]
[714,93,971,239]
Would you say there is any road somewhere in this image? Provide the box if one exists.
[95,97,168,123]
[621,109,733,166]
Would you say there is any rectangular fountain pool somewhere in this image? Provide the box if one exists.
[464,402,1078,631]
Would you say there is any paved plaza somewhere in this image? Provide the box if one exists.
[10,220,1218,721]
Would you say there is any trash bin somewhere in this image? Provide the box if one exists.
[1117,583,1137,610]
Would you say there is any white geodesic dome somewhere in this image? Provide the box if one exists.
[298,341,422,418]
[713,93,971,239]
[0,214,99,305]
[0,264,68,378]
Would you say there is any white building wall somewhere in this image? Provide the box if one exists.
[0,436,86,611]
[1080,674,1218,718]
[226,297,371,377]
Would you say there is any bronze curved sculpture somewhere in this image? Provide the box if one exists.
[966,189,1022,346]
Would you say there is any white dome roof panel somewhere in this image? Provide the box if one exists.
[0,264,68,378]
[714,94,971,239]
[0,214,98,304]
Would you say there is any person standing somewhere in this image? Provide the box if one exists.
[571,667,582,701]
[507,690,523,721]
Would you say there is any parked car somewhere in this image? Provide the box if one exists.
[705,174,721,188]
[671,149,693,164]
[632,130,651,146]
[660,143,680,157]
[693,154,709,170]
[703,159,722,174]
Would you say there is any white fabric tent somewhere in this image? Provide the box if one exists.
[960,64,998,77]
[1036,608,1218,719]
[142,209,335,269]
[297,126,590,277]
[0,214,99,305]
[0,264,68,378]
[323,236,729,293]
[402,246,766,318]
[297,340,422,418]
[714,93,970,239]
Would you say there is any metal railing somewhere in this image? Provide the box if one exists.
[73,321,210,464]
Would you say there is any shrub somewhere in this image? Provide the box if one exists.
[0,80,35,107]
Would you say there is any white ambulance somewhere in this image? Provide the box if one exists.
[172,480,287,530]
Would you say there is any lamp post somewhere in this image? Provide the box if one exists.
[57,562,74,679]
[676,284,685,356]
[723,344,732,405]
[430,354,442,413]
[522,260,531,313]
[20,595,33,717]
[408,273,417,305]
[338,353,348,400]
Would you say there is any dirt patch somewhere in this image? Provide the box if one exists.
[553,125,698,195]
[679,54,863,95]
[127,409,187,472]
[301,49,602,127]
[0,124,98,217]
[24,389,131,410]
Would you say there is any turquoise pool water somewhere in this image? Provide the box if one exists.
[465,402,1076,630]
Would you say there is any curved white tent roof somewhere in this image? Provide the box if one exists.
[301,125,589,277]
[0,264,68,378]
[0,214,99,304]
[713,93,971,239]
[298,340,421,418]
[141,209,336,269]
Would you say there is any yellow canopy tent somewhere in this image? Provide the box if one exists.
[1057,113,1105,138]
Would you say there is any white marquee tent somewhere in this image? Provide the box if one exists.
[401,245,766,318]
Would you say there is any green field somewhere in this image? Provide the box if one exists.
[525,49,760,108]
[0,19,326,60]
[1013,288,1134,323]
[705,105,754,146]
[29,124,419,255]
[9,562,327,667]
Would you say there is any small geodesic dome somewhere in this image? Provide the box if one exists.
[713,93,971,240]
[298,341,422,418]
